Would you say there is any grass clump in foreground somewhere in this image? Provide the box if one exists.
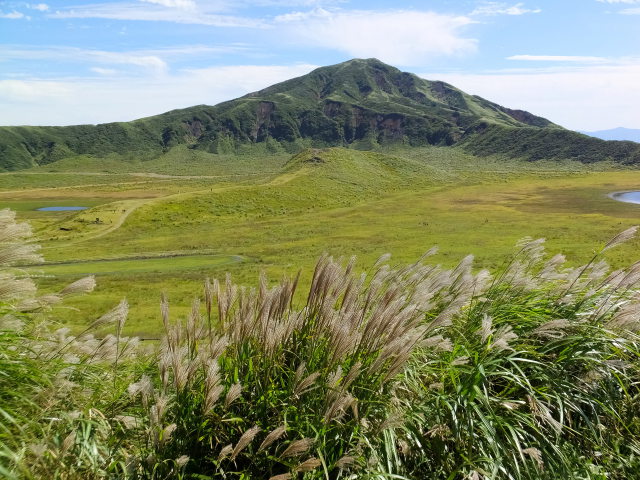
[2,208,640,479]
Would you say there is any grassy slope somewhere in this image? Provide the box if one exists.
[4,146,640,334]
[461,123,640,163]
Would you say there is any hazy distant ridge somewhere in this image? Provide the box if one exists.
[581,128,640,143]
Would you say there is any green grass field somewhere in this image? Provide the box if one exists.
[3,145,640,334]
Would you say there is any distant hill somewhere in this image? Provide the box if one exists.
[1,58,639,171]
[581,127,640,143]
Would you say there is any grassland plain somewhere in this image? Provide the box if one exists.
[3,145,640,335]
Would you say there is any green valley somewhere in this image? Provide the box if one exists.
[3,144,640,334]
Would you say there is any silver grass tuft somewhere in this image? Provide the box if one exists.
[258,425,286,452]
[295,457,321,472]
[268,474,292,480]
[127,375,153,407]
[0,274,36,302]
[294,372,320,397]
[231,425,260,460]
[335,455,356,469]
[522,447,544,470]
[224,382,242,408]
[61,431,76,455]
[217,444,233,461]
[491,325,518,352]
[89,299,128,330]
[532,319,573,339]
[477,314,494,343]
[603,225,638,252]
[280,438,314,458]
[60,276,96,296]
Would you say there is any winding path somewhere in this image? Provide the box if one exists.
[39,167,309,248]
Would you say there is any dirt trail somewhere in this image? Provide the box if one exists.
[0,180,174,196]
[45,168,309,247]
[0,172,273,196]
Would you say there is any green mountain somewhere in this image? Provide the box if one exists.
[1,58,639,171]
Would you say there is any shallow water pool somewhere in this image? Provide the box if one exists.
[36,206,88,211]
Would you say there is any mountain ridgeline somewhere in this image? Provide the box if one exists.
[1,58,639,171]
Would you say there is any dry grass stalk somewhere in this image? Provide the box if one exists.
[426,424,451,439]
[59,276,96,296]
[89,299,129,331]
[231,425,260,460]
[160,424,177,444]
[527,395,562,433]
[203,360,223,412]
[268,474,292,480]
[224,383,242,408]
[128,375,153,408]
[491,325,518,352]
[60,431,76,455]
[217,444,233,461]
[294,372,320,397]
[419,335,453,351]
[324,392,356,423]
[295,457,321,472]
[326,366,343,388]
[477,314,494,343]
[258,425,286,452]
[161,294,170,337]
[532,319,573,339]
[335,455,356,469]
[342,361,362,390]
[204,277,213,324]
[0,212,43,263]
[149,396,169,428]
[603,225,638,252]
[0,274,36,302]
[280,438,314,458]
[522,447,544,470]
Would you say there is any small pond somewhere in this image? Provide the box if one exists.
[36,206,88,212]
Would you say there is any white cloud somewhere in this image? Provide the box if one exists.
[139,0,196,9]
[0,63,318,126]
[0,10,27,19]
[274,6,332,22]
[422,60,640,130]
[249,0,345,5]
[276,9,477,66]
[471,2,541,16]
[0,79,70,103]
[596,0,640,11]
[90,67,118,75]
[0,47,168,74]
[50,2,264,27]
[508,55,608,63]
[28,3,49,11]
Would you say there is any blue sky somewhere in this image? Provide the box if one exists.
[0,0,639,130]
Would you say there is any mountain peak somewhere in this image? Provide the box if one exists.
[2,58,638,171]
